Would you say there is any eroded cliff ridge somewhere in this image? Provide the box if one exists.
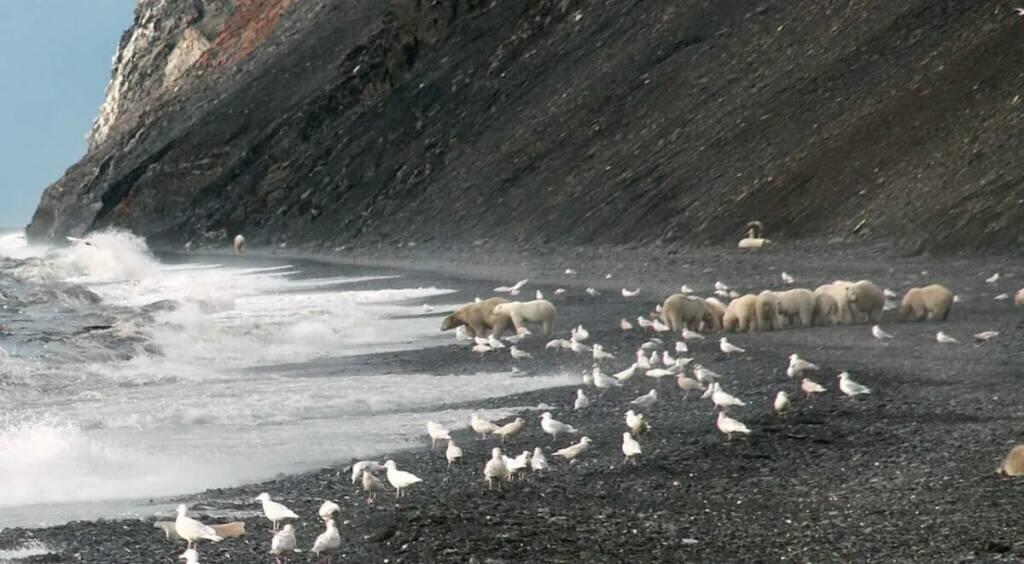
[28,1,1024,253]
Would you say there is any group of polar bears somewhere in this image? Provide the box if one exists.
[441,298,557,337]
[661,281,955,333]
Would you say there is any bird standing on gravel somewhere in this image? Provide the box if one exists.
[592,343,615,360]
[179,548,200,564]
[384,460,422,498]
[349,460,381,484]
[574,389,590,411]
[871,325,894,341]
[630,389,658,408]
[781,272,795,284]
[270,524,298,564]
[625,410,649,436]
[681,328,704,341]
[541,412,579,440]
[510,345,532,360]
[255,493,298,532]
[311,519,341,563]
[484,447,509,489]
[492,417,526,443]
[531,447,550,471]
[620,318,634,330]
[974,331,999,342]
[622,432,642,463]
[719,337,745,354]
[676,374,704,398]
[317,501,340,522]
[716,412,751,441]
[554,437,592,462]
[774,391,790,415]
[470,414,499,439]
[787,354,819,378]
[711,383,745,411]
[838,372,871,398]
[175,505,222,549]
[426,421,452,448]
[613,363,638,382]
[936,331,959,344]
[801,378,827,399]
[446,439,464,468]
[622,288,641,297]
[362,468,387,502]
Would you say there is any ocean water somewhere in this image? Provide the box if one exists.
[0,230,575,528]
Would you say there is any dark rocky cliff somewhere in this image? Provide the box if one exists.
[27,0,1024,253]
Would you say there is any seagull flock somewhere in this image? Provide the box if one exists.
[165,269,1012,563]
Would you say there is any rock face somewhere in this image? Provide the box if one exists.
[28,0,1024,253]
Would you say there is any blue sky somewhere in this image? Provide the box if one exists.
[0,1,134,228]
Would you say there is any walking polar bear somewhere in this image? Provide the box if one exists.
[723,294,758,332]
[441,297,510,338]
[492,299,557,336]
[755,290,781,331]
[813,292,839,326]
[703,298,727,332]
[845,280,885,323]
[814,282,854,324]
[661,294,708,331]
[775,289,815,329]
[899,284,954,321]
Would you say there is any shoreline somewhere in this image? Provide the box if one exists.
[3,244,1024,562]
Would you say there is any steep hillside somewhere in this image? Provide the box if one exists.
[27,0,1024,253]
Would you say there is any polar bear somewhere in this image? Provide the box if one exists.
[813,292,839,326]
[441,297,510,338]
[661,294,707,331]
[492,299,557,336]
[815,282,853,324]
[775,288,815,329]
[233,234,246,255]
[754,290,782,331]
[899,284,953,321]
[1015,288,1024,306]
[845,280,884,323]
[702,297,727,332]
[997,444,1024,476]
[722,294,758,332]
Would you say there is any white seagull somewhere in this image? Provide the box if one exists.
[715,281,730,292]
[504,451,531,480]
[645,368,675,380]
[362,468,388,503]
[625,410,649,436]
[716,412,751,440]
[613,363,638,382]
[593,369,624,389]
[622,288,641,298]
[620,318,634,330]
[349,460,382,484]
[571,325,591,342]
[255,493,298,532]
[531,447,550,471]
[426,421,452,448]
[311,519,341,563]
[622,432,642,463]
[554,437,592,462]
[719,338,745,354]
[651,319,671,332]
[986,273,1001,284]
[774,391,790,415]
[974,331,999,342]
[487,334,506,349]
[711,383,745,411]
[384,460,422,498]
[484,447,509,489]
[536,290,544,300]
[270,524,298,563]
[936,331,959,344]
[540,412,579,440]
[592,344,616,361]
[510,346,532,360]
[318,501,340,522]
[179,549,200,564]
[492,417,525,443]
[883,288,898,298]
[470,414,499,439]
[675,341,689,353]
[787,354,819,378]
[630,389,658,408]
[681,328,704,341]
[554,288,567,295]
[586,287,600,296]
[174,504,223,549]
[781,272,795,284]
[871,325,894,341]
[574,389,591,411]
[693,364,721,384]
[838,372,871,398]
[446,439,463,468]
[801,378,827,399]
[676,374,704,398]
[680,284,694,294]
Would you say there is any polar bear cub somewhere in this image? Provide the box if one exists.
[491,300,557,336]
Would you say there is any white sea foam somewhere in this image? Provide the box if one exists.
[0,540,54,560]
